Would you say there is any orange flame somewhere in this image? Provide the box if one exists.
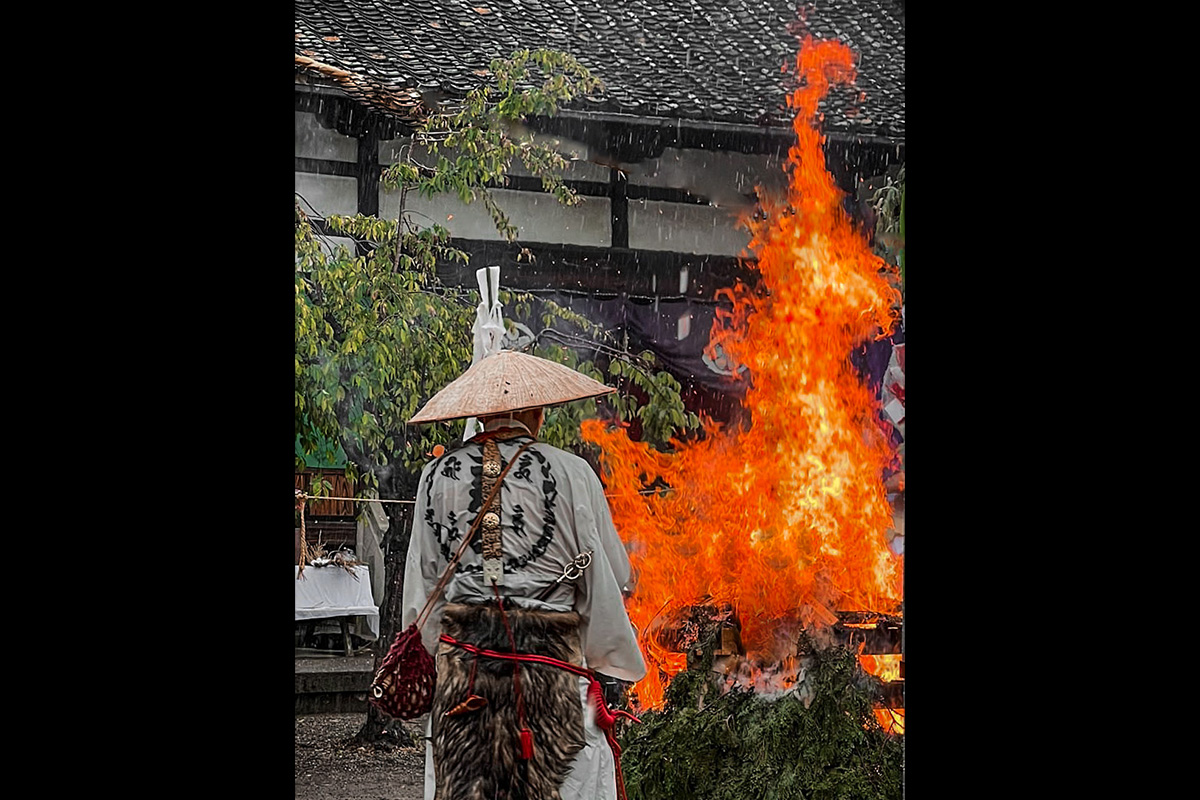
[859,653,902,683]
[584,36,903,712]
[874,708,905,735]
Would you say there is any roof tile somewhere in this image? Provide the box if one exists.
[295,0,904,140]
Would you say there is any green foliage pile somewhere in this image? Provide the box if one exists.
[619,635,903,800]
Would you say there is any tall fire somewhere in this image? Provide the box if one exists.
[582,37,903,729]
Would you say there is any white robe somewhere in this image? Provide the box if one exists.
[401,422,647,800]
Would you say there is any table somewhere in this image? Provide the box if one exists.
[295,564,380,653]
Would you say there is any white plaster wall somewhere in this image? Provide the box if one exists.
[629,147,788,204]
[295,111,358,163]
[381,187,611,247]
[285,126,773,254]
[378,137,413,165]
[295,173,358,218]
[626,148,783,256]
[506,155,611,183]
[379,137,611,183]
[629,199,751,256]
[377,138,611,244]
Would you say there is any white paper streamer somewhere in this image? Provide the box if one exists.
[881,337,904,440]
[463,266,505,441]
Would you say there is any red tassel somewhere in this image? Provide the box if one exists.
[520,728,534,760]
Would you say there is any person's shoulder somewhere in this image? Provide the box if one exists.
[415,457,439,486]
[529,440,580,463]
[421,438,475,474]
[529,442,601,482]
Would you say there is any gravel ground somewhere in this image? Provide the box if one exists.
[295,713,427,800]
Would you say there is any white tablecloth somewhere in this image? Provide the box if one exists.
[295,564,379,638]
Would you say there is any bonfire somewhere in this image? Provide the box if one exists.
[583,35,904,746]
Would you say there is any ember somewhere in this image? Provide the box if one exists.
[583,36,903,715]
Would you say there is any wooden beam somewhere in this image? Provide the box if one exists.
[833,610,904,655]
[436,238,756,300]
[302,218,759,299]
[610,167,629,249]
[356,127,381,219]
[295,156,357,178]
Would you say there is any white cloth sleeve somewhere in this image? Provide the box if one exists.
[401,462,447,655]
[573,469,647,684]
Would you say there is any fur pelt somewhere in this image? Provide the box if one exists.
[432,602,586,800]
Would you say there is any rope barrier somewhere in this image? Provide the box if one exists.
[295,487,672,505]
[294,472,673,572]
[299,494,415,504]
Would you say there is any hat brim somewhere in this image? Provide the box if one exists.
[408,350,616,424]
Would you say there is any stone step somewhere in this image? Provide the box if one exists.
[295,653,375,715]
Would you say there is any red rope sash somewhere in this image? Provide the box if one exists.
[440,633,641,800]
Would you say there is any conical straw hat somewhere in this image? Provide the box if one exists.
[408,350,616,424]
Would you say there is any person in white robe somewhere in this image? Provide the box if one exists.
[401,349,646,800]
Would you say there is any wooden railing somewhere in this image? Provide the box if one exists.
[295,469,356,517]
[296,469,359,559]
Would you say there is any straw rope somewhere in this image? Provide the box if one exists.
[293,487,667,506]
[295,490,308,578]
[297,493,415,504]
[295,484,664,576]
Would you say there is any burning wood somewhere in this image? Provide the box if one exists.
[836,610,903,655]
[641,603,902,721]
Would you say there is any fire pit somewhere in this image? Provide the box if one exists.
[643,603,903,733]
[616,607,905,800]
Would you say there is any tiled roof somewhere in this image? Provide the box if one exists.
[295,0,904,142]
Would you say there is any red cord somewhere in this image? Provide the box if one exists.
[491,584,534,760]
[442,632,641,798]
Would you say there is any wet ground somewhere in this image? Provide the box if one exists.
[295,650,427,800]
[295,712,426,800]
